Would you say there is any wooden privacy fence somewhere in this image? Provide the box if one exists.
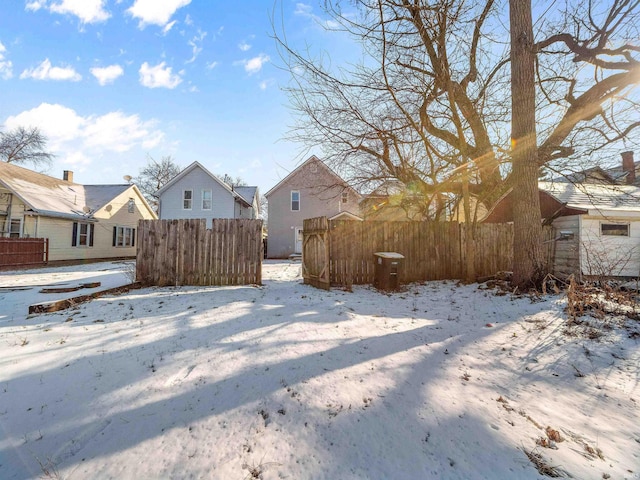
[303,217,554,286]
[0,238,48,268]
[302,216,331,290]
[136,218,263,286]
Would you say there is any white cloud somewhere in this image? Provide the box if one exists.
[0,41,13,79]
[186,30,207,64]
[25,0,46,11]
[84,111,161,152]
[127,0,191,28]
[26,0,110,23]
[243,54,270,75]
[294,2,340,29]
[20,58,82,82]
[63,150,92,166]
[206,60,218,70]
[4,103,164,158]
[238,42,251,52]
[294,3,312,16]
[139,61,182,89]
[162,20,177,35]
[90,64,124,85]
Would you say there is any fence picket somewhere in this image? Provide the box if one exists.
[136,218,263,286]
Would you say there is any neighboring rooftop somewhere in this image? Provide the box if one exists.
[0,161,132,220]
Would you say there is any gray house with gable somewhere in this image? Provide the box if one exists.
[265,156,361,258]
[156,161,260,226]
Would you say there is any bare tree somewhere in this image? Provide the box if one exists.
[275,0,640,287]
[217,174,247,188]
[134,155,182,212]
[0,126,54,168]
[510,0,544,286]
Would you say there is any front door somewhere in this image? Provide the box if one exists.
[294,227,303,254]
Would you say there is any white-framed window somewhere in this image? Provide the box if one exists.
[291,190,300,211]
[341,192,348,204]
[601,223,629,236]
[202,189,212,210]
[183,190,193,210]
[128,198,135,213]
[113,226,136,247]
[72,222,94,247]
[9,218,22,238]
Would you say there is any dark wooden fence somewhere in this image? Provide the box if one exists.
[136,219,263,286]
[0,238,48,268]
[303,217,555,286]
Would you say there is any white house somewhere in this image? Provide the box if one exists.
[484,172,640,278]
[156,161,260,226]
[0,162,157,262]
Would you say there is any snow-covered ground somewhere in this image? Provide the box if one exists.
[0,260,638,479]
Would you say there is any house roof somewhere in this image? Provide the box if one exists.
[602,160,640,186]
[234,186,258,205]
[361,179,406,199]
[264,155,361,199]
[482,181,640,223]
[0,161,153,221]
[540,181,640,213]
[329,211,363,221]
[155,161,254,208]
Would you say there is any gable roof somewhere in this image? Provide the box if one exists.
[155,161,253,207]
[0,161,154,221]
[264,155,361,199]
[234,186,258,205]
[540,181,640,213]
[482,181,640,223]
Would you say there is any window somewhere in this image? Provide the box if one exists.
[341,192,348,204]
[9,218,22,238]
[72,222,94,247]
[128,198,135,213]
[202,189,212,210]
[291,191,300,211]
[601,223,629,236]
[113,226,136,247]
[183,190,193,210]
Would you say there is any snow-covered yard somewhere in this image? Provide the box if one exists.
[0,260,638,479]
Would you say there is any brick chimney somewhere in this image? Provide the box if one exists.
[63,170,73,183]
[621,151,635,184]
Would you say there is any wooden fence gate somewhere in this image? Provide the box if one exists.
[136,218,263,286]
[0,238,49,268]
[302,216,330,290]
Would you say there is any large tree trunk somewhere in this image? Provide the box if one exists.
[510,0,545,288]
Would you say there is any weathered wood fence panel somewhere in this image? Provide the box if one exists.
[302,217,330,290]
[302,218,555,287]
[0,238,48,267]
[136,219,263,286]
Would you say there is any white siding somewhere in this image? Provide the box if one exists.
[580,216,640,277]
[159,167,235,226]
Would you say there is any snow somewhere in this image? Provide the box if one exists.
[0,260,639,479]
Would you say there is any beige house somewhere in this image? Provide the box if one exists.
[0,162,156,262]
[265,156,361,258]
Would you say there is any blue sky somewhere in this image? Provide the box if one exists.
[0,1,346,193]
